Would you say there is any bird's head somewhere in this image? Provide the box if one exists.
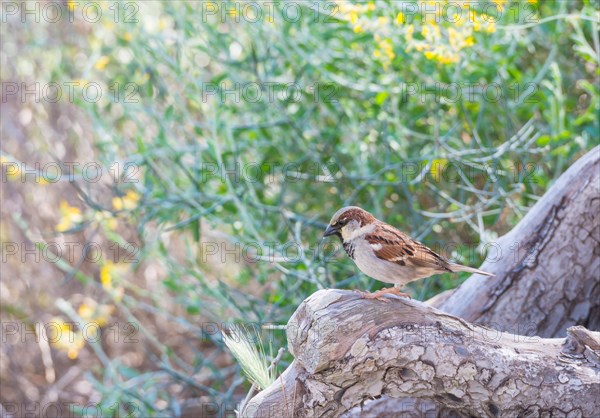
[323,206,376,240]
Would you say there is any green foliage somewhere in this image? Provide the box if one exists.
[3,0,598,415]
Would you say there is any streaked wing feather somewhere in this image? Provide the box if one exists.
[410,244,452,272]
[365,223,451,272]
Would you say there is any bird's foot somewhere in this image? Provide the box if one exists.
[358,287,411,302]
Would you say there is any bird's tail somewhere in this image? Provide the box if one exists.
[449,263,495,277]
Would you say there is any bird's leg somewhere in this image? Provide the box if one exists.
[360,286,411,302]
[393,283,410,299]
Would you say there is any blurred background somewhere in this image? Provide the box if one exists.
[1,0,598,416]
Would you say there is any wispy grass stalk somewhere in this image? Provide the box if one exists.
[223,325,275,391]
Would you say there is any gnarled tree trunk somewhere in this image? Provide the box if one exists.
[244,290,599,417]
[432,146,600,338]
[244,147,600,417]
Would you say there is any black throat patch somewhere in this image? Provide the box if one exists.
[342,241,355,260]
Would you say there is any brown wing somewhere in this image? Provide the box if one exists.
[365,223,452,272]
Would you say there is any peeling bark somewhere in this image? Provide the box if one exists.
[244,290,600,417]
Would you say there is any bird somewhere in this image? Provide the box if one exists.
[323,206,494,301]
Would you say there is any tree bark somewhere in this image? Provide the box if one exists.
[431,146,600,338]
[244,147,600,417]
[244,290,600,417]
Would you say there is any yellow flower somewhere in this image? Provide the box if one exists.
[336,0,496,67]
[204,0,217,11]
[406,24,414,41]
[379,38,395,60]
[123,32,132,42]
[78,298,115,328]
[469,10,477,24]
[66,0,76,12]
[470,12,495,33]
[100,262,126,302]
[56,201,83,232]
[424,51,437,60]
[106,218,118,230]
[159,18,169,31]
[94,210,118,230]
[100,261,115,290]
[438,53,459,64]
[103,20,115,31]
[112,190,140,211]
[429,159,448,181]
[373,37,395,64]
[349,11,358,24]
[48,318,85,360]
[335,1,373,22]
[95,56,110,71]
[77,303,95,320]
[492,0,508,10]
[377,16,389,26]
[448,28,459,46]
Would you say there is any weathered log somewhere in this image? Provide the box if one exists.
[432,146,600,338]
[244,290,600,417]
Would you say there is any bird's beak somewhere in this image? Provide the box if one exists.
[323,224,339,237]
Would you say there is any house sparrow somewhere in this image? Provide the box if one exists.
[323,206,494,301]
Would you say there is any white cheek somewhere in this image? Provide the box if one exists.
[340,226,350,240]
[342,223,376,241]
